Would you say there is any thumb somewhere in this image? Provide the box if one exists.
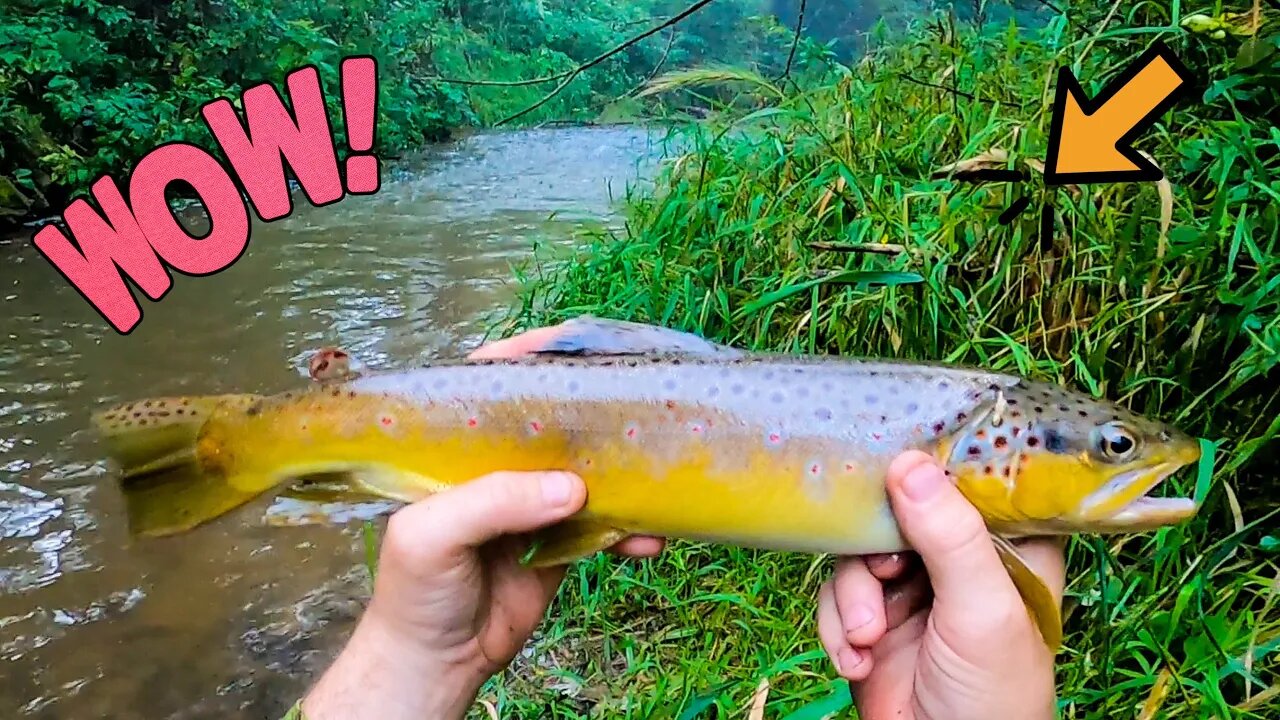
[885,452,1019,633]
[393,471,587,555]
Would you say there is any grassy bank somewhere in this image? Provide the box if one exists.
[479,7,1279,719]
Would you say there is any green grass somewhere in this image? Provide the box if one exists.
[457,10,1278,720]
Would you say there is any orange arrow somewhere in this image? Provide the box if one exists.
[1044,42,1192,185]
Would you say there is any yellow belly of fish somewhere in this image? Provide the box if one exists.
[214,395,909,557]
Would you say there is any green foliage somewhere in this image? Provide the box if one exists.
[0,0,796,224]
[485,4,1279,718]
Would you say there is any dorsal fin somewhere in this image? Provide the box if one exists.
[471,316,745,359]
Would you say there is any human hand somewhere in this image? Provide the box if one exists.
[816,451,1065,720]
[301,470,663,719]
[300,328,667,720]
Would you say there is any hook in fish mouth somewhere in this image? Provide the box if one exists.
[1078,461,1199,531]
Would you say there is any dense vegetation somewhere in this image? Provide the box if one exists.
[485,2,1280,719]
[0,0,800,227]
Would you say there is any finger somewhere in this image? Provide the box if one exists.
[608,535,666,558]
[817,581,873,681]
[389,471,586,561]
[883,573,932,631]
[884,452,1020,634]
[865,552,913,582]
[832,557,889,648]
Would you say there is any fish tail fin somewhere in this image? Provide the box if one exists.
[92,394,273,537]
[92,394,261,479]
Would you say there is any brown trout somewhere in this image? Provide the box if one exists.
[92,316,1202,650]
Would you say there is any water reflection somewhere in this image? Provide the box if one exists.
[0,125,668,718]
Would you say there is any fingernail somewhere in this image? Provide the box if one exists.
[540,473,575,506]
[837,648,862,675]
[846,605,875,632]
[901,465,944,501]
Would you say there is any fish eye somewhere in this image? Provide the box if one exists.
[1096,423,1139,461]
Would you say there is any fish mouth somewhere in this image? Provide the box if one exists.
[1078,453,1200,531]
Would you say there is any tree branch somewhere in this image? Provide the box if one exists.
[779,0,807,81]
[493,0,719,126]
[429,0,717,89]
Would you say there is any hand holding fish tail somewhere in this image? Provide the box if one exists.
[301,470,663,720]
[817,451,1063,720]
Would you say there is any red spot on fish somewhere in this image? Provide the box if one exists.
[665,400,678,410]
[768,432,781,444]
[809,464,820,476]
[1002,466,1011,478]
[976,429,986,439]
[1012,426,1022,437]
[845,463,854,472]
[871,432,882,441]
[983,465,993,475]
[625,427,637,439]
[467,417,478,428]
[530,421,543,434]
[994,436,1008,449]
[690,423,703,434]
[380,416,393,427]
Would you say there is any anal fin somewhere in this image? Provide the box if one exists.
[523,519,630,567]
[991,533,1064,652]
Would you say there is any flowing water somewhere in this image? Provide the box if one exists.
[0,125,668,719]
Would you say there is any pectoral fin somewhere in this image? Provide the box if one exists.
[523,519,630,567]
[991,534,1063,652]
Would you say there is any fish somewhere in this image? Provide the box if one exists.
[91,315,1203,651]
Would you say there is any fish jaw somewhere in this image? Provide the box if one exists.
[1073,440,1202,531]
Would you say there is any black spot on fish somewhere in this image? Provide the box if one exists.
[956,412,967,422]
[994,436,1008,449]
[1043,429,1068,452]
[143,401,152,408]
[770,392,785,403]
[816,408,833,421]
[932,421,945,434]
[1026,436,1040,448]
[968,446,982,456]
[1034,406,1044,414]
[938,381,949,390]
[1078,409,1088,417]
[247,402,263,417]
